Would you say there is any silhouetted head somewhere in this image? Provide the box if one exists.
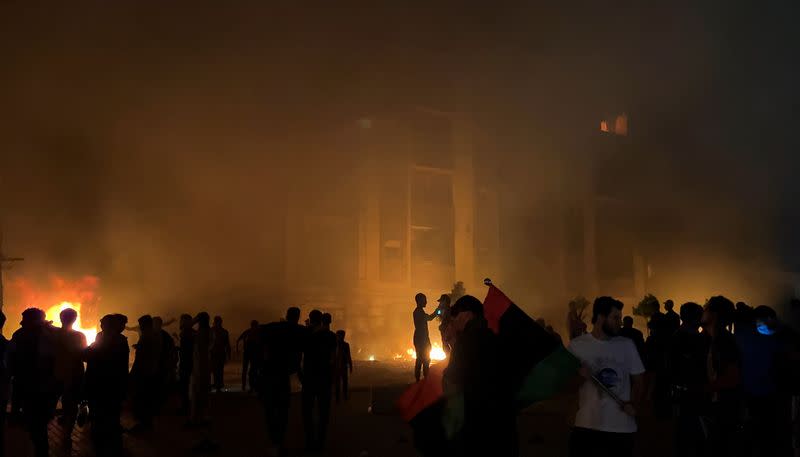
[21,308,46,327]
[622,316,634,328]
[679,302,703,328]
[180,313,193,329]
[336,329,345,341]
[322,313,332,328]
[195,312,210,328]
[415,293,427,308]
[286,307,301,324]
[308,310,323,327]
[535,317,546,327]
[59,308,78,328]
[703,296,735,331]
[213,316,222,328]
[250,320,259,329]
[153,316,163,331]
[753,305,778,335]
[113,314,128,334]
[664,300,674,312]
[592,297,624,336]
[450,295,484,334]
[138,315,154,332]
[100,314,113,333]
[437,294,451,308]
[0,310,6,330]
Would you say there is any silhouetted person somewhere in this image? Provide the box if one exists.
[7,308,58,457]
[85,314,129,457]
[667,302,708,457]
[211,315,231,392]
[334,330,353,402]
[154,316,177,406]
[301,309,337,452]
[663,300,681,335]
[0,311,8,457]
[734,301,754,334]
[237,319,259,392]
[738,305,784,457]
[702,296,741,457]
[436,294,453,354]
[567,300,588,340]
[619,316,645,360]
[191,312,212,424]
[178,313,195,415]
[130,314,160,432]
[444,295,517,457]
[258,307,305,456]
[568,297,645,457]
[413,293,437,382]
[53,307,87,450]
[645,299,671,419]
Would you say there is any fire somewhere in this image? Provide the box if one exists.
[44,301,98,344]
[406,342,447,362]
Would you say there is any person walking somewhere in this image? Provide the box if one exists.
[84,314,130,457]
[53,307,87,451]
[237,319,260,392]
[334,330,353,402]
[210,316,231,392]
[190,312,212,424]
[258,307,306,456]
[301,310,337,452]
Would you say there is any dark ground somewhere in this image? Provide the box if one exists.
[5,359,674,457]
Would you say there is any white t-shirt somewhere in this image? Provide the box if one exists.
[568,333,645,433]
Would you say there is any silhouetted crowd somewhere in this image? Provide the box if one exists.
[0,293,798,457]
[0,305,354,457]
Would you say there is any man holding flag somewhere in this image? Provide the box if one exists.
[567,296,645,457]
[397,279,581,457]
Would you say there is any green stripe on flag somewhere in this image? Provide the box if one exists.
[516,346,580,408]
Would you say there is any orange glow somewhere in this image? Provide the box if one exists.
[405,342,447,362]
[44,301,98,344]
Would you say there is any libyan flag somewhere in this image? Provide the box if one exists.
[396,283,580,448]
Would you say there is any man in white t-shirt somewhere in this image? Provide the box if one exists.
[568,296,645,457]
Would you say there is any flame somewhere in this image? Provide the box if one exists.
[44,301,98,344]
[406,342,447,362]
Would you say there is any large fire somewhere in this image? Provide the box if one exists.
[5,275,101,343]
[44,301,98,344]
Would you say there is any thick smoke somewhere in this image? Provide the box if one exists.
[1,3,798,342]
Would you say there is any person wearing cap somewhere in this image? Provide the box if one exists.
[443,295,516,457]
[436,294,453,355]
[413,293,438,382]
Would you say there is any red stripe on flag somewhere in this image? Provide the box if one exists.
[483,284,513,333]
[395,361,447,422]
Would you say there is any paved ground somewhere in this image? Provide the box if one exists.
[5,359,675,457]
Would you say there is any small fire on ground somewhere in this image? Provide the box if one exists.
[392,342,447,362]
[44,302,98,344]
